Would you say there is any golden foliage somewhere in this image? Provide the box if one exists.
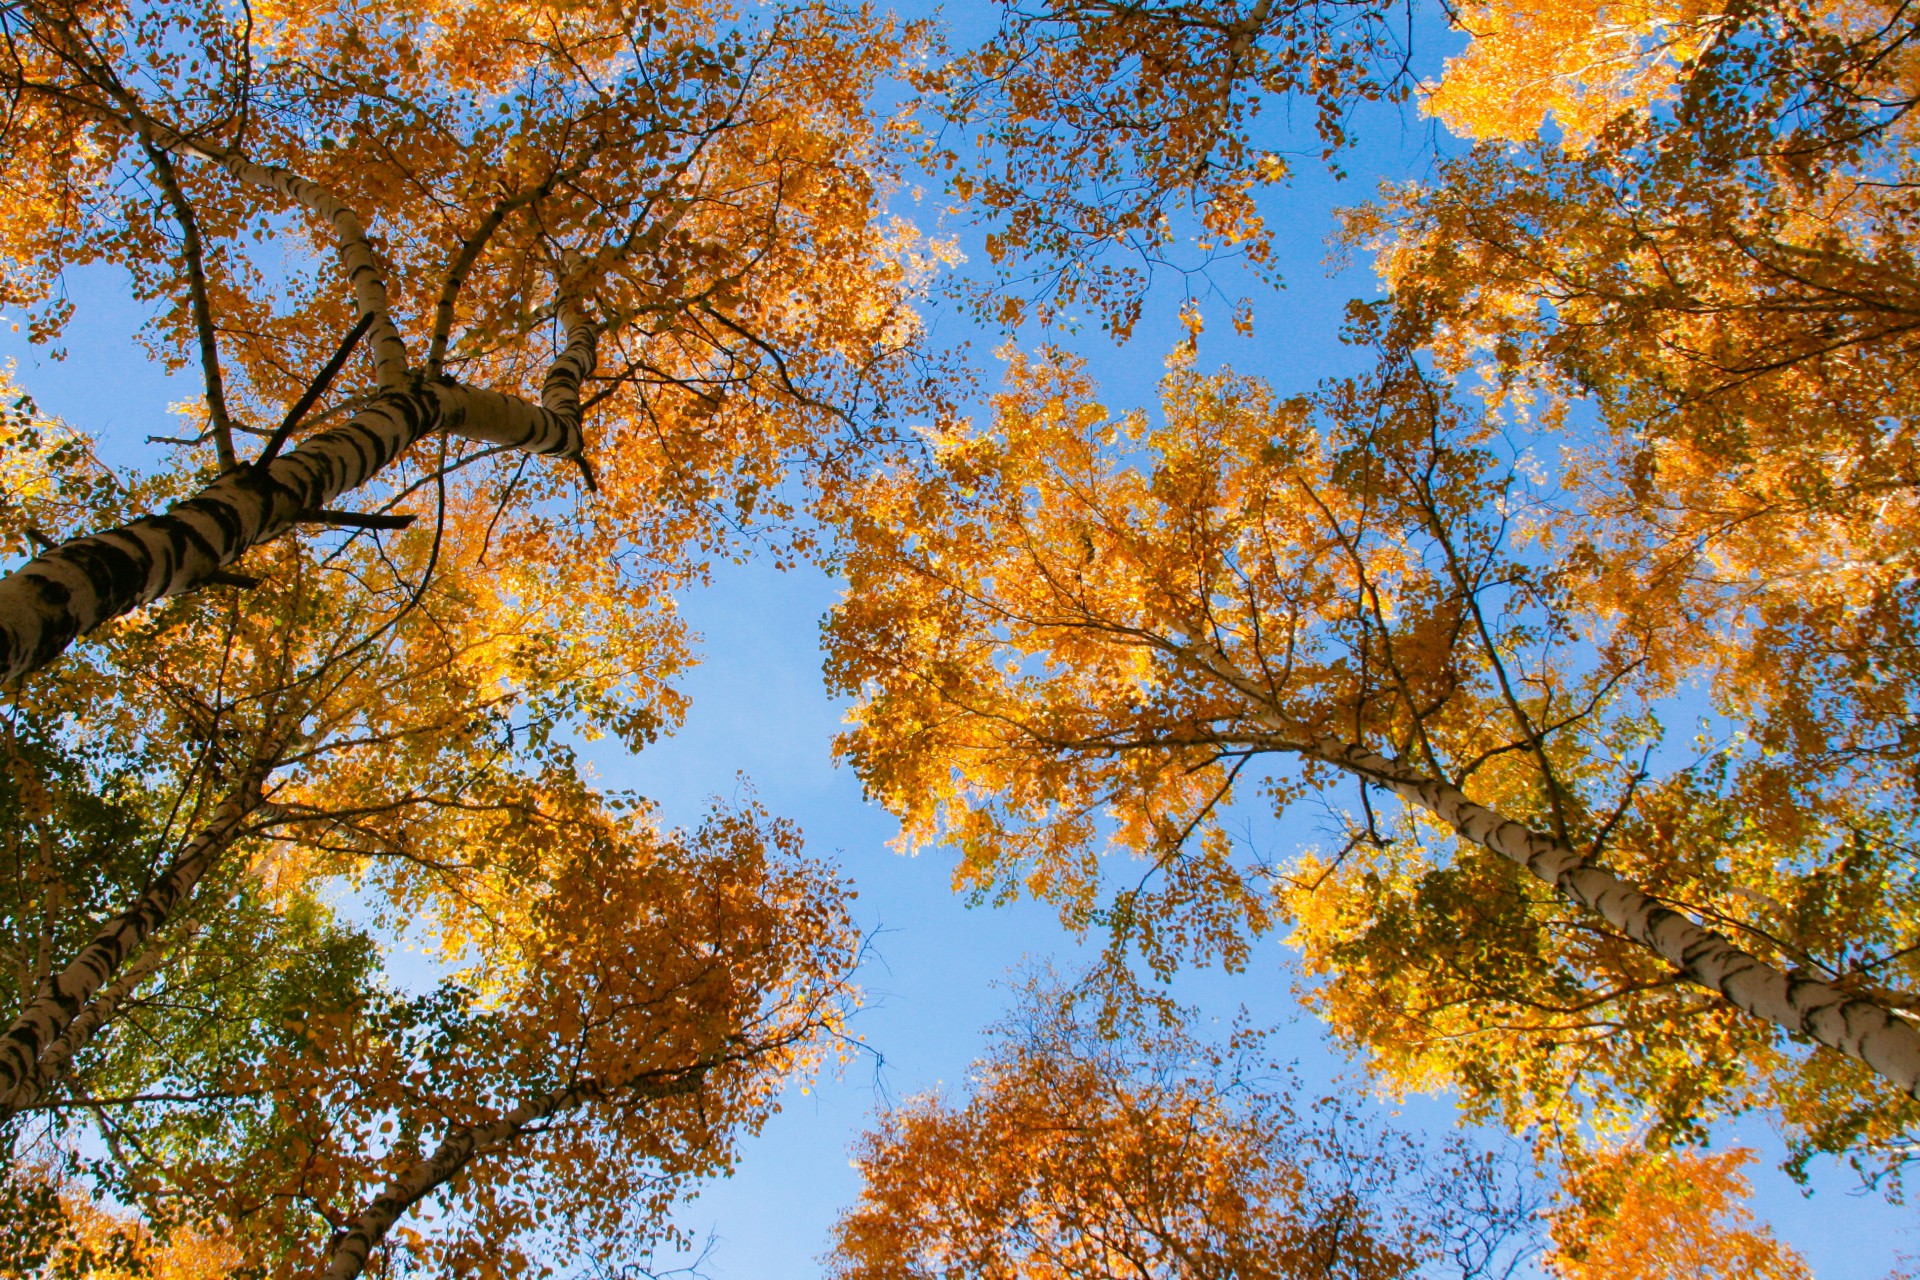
[1546,1147,1811,1280]
[823,339,1920,1164]
[0,0,903,1269]
[200,800,857,1276]
[1424,0,1725,145]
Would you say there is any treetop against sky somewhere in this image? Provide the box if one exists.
[0,0,1917,1275]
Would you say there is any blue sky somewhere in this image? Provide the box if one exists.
[3,4,1917,1273]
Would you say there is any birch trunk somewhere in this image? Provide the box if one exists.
[0,751,279,1112]
[11,925,176,1105]
[1301,735,1920,1097]
[321,1069,703,1280]
[1164,629,1920,1096]
[5,891,233,1112]
[0,376,575,685]
[0,90,600,686]
[57,85,412,390]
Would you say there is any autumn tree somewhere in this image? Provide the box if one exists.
[0,0,923,686]
[7,785,859,1278]
[0,0,918,1267]
[0,0,921,1102]
[1340,0,1920,1178]
[0,365,873,1274]
[814,0,1920,1202]
[9,0,1915,1264]
[827,974,1541,1280]
[1357,0,1920,928]
[0,372,691,1115]
[821,335,1920,1184]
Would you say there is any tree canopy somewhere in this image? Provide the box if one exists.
[2,0,1916,1272]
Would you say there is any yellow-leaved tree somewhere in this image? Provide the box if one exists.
[0,0,915,1269]
[822,334,1920,1182]
[913,0,1409,338]
[0,0,925,682]
[818,0,1920,1205]
[0,351,861,1274]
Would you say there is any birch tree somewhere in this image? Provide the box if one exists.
[1357,0,1920,932]
[0,1,911,1260]
[0,322,852,1273]
[0,0,921,687]
[0,372,694,1111]
[6,789,857,1278]
[846,0,1920,1191]
[821,342,1920,1177]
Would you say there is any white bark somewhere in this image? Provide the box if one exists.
[322,1079,600,1280]
[1301,736,1920,1097]
[0,753,279,1112]
[97,101,410,391]
[0,372,585,686]
[0,94,600,685]
[114,97,595,447]
[1163,630,1920,1096]
[4,912,192,1110]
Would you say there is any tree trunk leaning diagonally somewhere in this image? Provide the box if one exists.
[0,744,284,1115]
[0,100,599,688]
[0,362,593,687]
[1303,735,1920,1098]
[1161,629,1920,1098]
[11,910,200,1109]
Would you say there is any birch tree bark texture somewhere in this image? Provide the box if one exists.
[819,351,1920,1131]
[0,746,283,1112]
[0,363,592,688]
[1165,626,1920,1094]
[1295,735,1920,1098]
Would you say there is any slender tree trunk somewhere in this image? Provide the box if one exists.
[1299,735,1920,1097]
[321,1068,703,1280]
[0,83,599,687]
[0,325,594,687]
[0,750,281,1112]
[48,57,412,393]
[7,905,218,1111]
[1165,629,1920,1096]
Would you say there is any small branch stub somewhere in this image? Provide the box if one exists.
[298,509,417,531]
